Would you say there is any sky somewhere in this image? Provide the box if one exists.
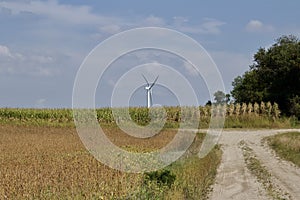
[0,0,299,108]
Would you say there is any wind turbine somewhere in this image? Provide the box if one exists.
[142,74,159,108]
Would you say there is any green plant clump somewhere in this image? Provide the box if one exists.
[144,169,176,188]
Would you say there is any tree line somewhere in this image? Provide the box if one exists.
[217,35,300,119]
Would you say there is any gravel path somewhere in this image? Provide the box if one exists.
[209,129,300,200]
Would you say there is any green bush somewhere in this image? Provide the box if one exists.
[289,96,300,119]
[144,169,176,188]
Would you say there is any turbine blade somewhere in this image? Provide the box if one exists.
[142,74,149,86]
[149,75,159,90]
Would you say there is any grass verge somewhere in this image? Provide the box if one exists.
[266,132,300,167]
[224,115,293,129]
[166,144,222,200]
[127,133,222,200]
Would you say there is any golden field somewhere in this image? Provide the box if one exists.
[0,124,221,199]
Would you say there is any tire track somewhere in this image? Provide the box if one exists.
[240,140,291,200]
[209,129,300,200]
[210,131,269,200]
[247,136,300,200]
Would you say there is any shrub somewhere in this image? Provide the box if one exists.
[289,96,300,119]
[144,169,176,188]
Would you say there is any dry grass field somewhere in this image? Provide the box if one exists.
[0,124,221,199]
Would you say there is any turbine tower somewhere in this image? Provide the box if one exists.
[142,74,159,108]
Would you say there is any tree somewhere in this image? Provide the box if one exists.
[214,91,225,104]
[225,94,231,104]
[231,35,300,115]
[213,91,230,104]
[289,96,300,119]
[231,71,265,103]
[205,100,212,106]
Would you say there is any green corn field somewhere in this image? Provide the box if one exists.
[0,102,294,128]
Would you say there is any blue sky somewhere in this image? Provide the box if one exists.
[0,0,299,108]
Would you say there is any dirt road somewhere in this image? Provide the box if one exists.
[209,129,300,200]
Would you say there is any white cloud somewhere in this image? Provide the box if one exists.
[144,61,162,73]
[0,1,226,37]
[0,45,13,57]
[30,67,53,76]
[173,16,189,26]
[99,24,121,35]
[0,46,58,77]
[0,1,228,81]
[35,98,46,108]
[174,18,225,35]
[246,20,274,32]
[29,55,54,63]
[144,15,165,26]
[201,18,226,34]
[183,61,198,76]
[0,1,173,41]
[0,0,119,25]
[247,20,263,30]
